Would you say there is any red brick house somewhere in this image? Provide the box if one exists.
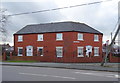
[13,21,103,62]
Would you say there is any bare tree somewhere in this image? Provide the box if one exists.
[0,8,8,44]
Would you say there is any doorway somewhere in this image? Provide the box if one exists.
[26,46,33,56]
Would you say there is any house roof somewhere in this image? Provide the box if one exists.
[14,21,103,35]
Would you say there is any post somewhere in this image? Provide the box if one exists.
[3,52,6,61]
[101,45,109,66]
[111,32,112,42]
[10,52,12,60]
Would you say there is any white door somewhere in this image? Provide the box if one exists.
[26,46,33,56]
[86,45,92,57]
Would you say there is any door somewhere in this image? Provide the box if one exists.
[26,46,33,56]
[86,45,92,57]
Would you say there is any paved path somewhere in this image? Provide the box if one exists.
[1,62,120,72]
[2,65,119,81]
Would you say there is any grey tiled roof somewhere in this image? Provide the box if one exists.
[14,21,103,35]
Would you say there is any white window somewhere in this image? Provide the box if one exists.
[18,47,23,56]
[56,47,63,57]
[56,33,63,40]
[78,33,83,40]
[18,35,23,42]
[37,34,43,41]
[37,47,44,56]
[77,47,84,57]
[94,35,99,41]
[94,47,99,56]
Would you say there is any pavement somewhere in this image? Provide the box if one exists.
[1,62,120,72]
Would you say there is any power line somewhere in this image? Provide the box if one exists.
[112,17,120,33]
[110,17,120,41]
[7,0,113,17]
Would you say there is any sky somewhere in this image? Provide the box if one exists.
[0,0,119,46]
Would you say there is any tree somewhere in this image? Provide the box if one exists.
[101,23,120,66]
[0,8,8,44]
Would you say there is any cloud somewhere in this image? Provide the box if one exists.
[54,0,118,42]
[1,0,119,45]
[1,1,66,45]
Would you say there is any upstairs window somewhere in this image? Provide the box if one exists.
[94,47,99,56]
[78,33,83,40]
[38,34,43,41]
[94,35,99,41]
[56,33,63,40]
[18,35,23,42]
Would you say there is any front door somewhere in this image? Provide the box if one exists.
[86,45,92,57]
[26,46,33,56]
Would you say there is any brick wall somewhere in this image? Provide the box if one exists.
[13,32,103,63]
[109,53,120,63]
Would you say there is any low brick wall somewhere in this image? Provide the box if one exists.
[0,56,2,61]
[109,53,120,63]
[10,56,103,63]
[10,56,46,62]
[2,52,7,61]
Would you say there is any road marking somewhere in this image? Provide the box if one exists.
[19,73,76,80]
[74,72,118,78]
[63,64,71,65]
[115,75,120,78]
[74,71,116,75]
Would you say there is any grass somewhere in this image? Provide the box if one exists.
[3,60,38,63]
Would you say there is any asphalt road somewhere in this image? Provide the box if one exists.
[2,65,119,81]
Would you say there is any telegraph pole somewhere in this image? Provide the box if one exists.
[118,29,120,45]
[101,22,120,66]
[111,32,112,42]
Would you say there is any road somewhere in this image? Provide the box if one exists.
[2,65,119,81]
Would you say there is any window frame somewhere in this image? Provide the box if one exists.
[94,35,99,41]
[77,47,84,57]
[37,34,43,41]
[37,47,44,56]
[18,35,23,42]
[18,47,23,56]
[56,33,63,41]
[77,33,83,40]
[94,47,99,56]
[56,47,63,58]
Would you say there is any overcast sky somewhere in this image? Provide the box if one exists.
[0,0,119,46]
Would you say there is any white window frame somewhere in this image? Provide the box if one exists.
[18,47,23,56]
[78,33,83,40]
[37,47,44,56]
[94,47,99,56]
[94,35,99,41]
[37,34,43,41]
[77,47,84,57]
[56,47,63,58]
[18,35,23,42]
[56,33,63,40]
